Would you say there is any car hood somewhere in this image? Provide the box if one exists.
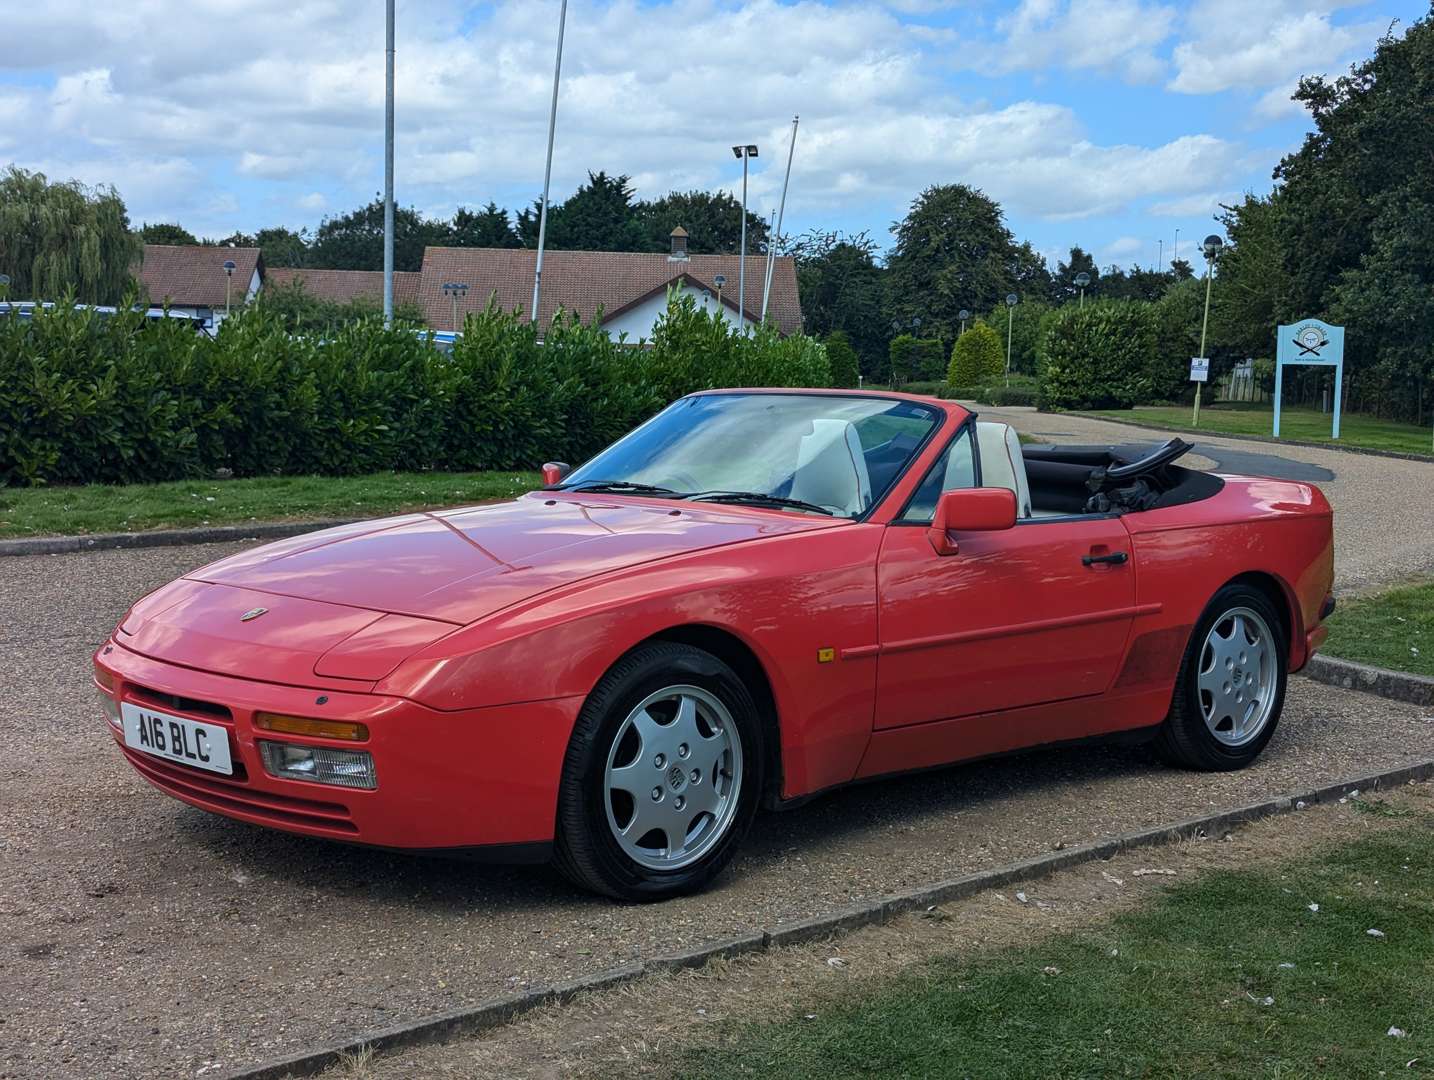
[187,493,841,626]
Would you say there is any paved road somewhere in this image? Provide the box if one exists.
[978,405,1434,594]
[2,539,1433,1078]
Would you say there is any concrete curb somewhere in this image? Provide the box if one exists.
[1303,655,1434,708]
[222,759,1434,1080]
[0,519,359,558]
[1065,411,1434,464]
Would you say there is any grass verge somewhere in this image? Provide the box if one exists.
[1085,402,1434,457]
[0,471,542,538]
[1323,579,1434,678]
[676,818,1434,1079]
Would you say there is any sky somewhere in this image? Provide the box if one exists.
[1,0,1425,270]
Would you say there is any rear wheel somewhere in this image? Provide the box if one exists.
[1155,584,1287,770]
[554,642,764,900]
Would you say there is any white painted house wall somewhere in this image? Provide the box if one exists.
[599,279,758,344]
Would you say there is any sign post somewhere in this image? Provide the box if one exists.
[1273,319,1345,439]
[1189,357,1209,425]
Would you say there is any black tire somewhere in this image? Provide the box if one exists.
[1155,583,1288,771]
[553,642,765,900]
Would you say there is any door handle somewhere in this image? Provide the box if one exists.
[1082,551,1129,566]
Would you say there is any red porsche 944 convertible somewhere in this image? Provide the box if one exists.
[96,389,1335,899]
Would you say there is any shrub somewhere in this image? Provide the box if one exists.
[889,335,945,384]
[942,385,985,400]
[978,386,1038,407]
[1038,302,1156,411]
[0,294,832,486]
[824,330,860,388]
[900,380,946,396]
[947,322,1004,387]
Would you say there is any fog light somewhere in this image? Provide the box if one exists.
[97,690,121,730]
[258,740,376,789]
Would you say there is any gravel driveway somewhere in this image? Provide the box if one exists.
[2,534,1432,1079]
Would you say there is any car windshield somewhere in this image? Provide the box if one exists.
[560,393,942,518]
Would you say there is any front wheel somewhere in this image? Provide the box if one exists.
[553,642,764,900]
[1155,584,1288,771]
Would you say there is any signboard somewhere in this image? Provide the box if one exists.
[1274,318,1345,439]
[1189,357,1209,383]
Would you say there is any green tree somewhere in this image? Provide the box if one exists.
[947,321,1004,388]
[1209,193,1290,358]
[451,202,520,248]
[790,231,888,377]
[1052,246,1100,305]
[307,197,450,271]
[886,184,1023,346]
[140,223,199,246]
[982,300,1052,377]
[517,171,646,252]
[824,330,860,388]
[1039,302,1156,410]
[637,190,768,254]
[888,335,944,385]
[0,167,139,304]
[254,226,310,268]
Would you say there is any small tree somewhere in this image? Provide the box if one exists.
[947,321,1004,387]
[889,335,944,385]
[1039,302,1155,410]
[824,330,860,388]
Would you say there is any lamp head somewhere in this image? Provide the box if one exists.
[1005,293,1018,307]
[1074,272,1090,288]
[1202,234,1224,259]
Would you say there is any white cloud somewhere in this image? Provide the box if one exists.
[1,0,1244,238]
[988,0,1177,82]
[1149,190,1241,217]
[1169,1,1383,95]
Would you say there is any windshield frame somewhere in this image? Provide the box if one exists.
[553,389,955,523]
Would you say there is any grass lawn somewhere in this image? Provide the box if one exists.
[0,471,542,538]
[677,817,1434,1079]
[1322,579,1434,678]
[1085,402,1434,457]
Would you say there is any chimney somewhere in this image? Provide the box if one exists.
[668,226,689,261]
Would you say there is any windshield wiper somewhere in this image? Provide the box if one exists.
[559,480,685,497]
[686,491,834,516]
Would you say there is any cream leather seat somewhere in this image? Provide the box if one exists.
[976,421,1032,518]
[790,419,872,516]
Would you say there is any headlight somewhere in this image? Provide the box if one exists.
[258,740,376,790]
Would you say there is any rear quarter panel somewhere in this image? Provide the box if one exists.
[1120,476,1334,696]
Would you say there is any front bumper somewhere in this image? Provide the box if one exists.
[95,638,581,854]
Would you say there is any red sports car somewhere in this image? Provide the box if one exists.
[95,389,1335,899]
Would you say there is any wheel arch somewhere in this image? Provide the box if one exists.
[637,624,785,807]
[1219,570,1304,667]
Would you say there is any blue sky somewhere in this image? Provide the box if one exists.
[1,0,1425,269]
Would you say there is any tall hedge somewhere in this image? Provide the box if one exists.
[889,335,945,383]
[0,293,829,486]
[947,322,1004,387]
[824,330,860,388]
[1038,302,1156,411]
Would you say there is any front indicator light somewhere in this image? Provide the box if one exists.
[97,690,121,730]
[254,712,369,742]
[258,740,377,790]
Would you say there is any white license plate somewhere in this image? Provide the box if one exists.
[121,702,233,776]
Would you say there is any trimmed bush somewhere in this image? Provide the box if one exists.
[889,335,945,383]
[942,385,985,400]
[0,293,829,486]
[947,322,1004,387]
[824,330,860,388]
[979,386,1039,407]
[1038,302,1156,411]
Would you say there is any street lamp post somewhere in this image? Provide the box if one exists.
[732,144,758,331]
[222,260,236,318]
[442,281,470,333]
[1194,235,1223,427]
[383,0,395,327]
[1004,293,1018,386]
[1074,271,1090,308]
[713,273,726,314]
[1173,227,1181,268]
[958,308,970,337]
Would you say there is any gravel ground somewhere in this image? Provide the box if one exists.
[4,429,1433,1079]
[979,405,1434,594]
[3,540,1434,1079]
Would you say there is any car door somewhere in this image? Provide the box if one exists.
[874,424,1137,730]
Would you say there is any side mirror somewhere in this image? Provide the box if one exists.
[928,488,1017,556]
[541,461,571,486]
